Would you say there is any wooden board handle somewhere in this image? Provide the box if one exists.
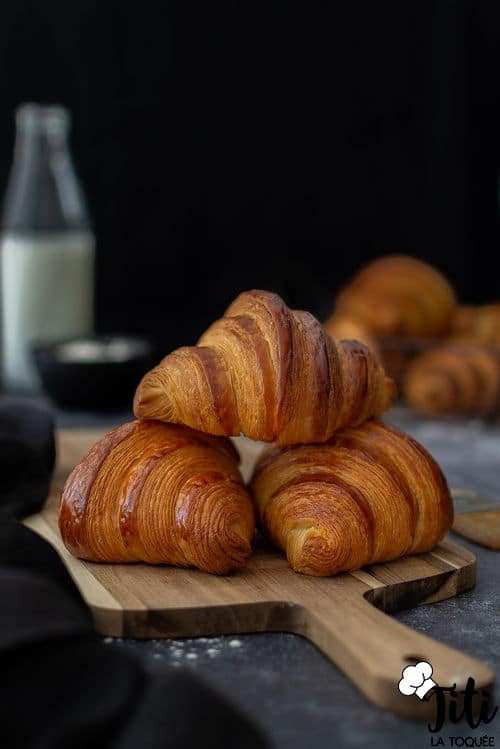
[299,590,494,720]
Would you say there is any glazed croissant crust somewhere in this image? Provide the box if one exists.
[59,420,255,573]
[250,420,453,576]
[334,255,456,338]
[134,290,395,445]
[404,344,500,416]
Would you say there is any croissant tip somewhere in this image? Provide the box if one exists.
[286,528,340,577]
[133,372,167,421]
[132,386,142,417]
[132,370,150,416]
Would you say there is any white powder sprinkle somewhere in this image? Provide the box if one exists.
[229,639,242,648]
[186,652,198,660]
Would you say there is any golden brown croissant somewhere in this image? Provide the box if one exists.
[134,290,395,445]
[334,256,456,337]
[59,420,255,573]
[403,344,500,416]
[250,420,453,576]
[451,304,500,347]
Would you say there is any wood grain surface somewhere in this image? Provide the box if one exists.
[452,512,500,549]
[451,489,500,550]
[24,427,495,719]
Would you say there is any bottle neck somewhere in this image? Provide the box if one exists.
[2,107,91,233]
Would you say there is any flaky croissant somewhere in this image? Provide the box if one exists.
[250,420,453,576]
[134,290,395,445]
[451,304,500,347]
[334,256,456,337]
[403,344,500,416]
[59,420,255,573]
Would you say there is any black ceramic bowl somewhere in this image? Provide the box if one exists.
[33,336,159,411]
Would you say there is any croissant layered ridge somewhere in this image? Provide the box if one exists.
[134,290,395,445]
[250,420,453,576]
[59,420,255,573]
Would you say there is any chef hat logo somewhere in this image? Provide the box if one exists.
[398,661,436,700]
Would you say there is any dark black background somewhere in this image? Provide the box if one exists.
[1,0,500,350]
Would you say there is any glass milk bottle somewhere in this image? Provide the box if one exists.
[1,103,95,392]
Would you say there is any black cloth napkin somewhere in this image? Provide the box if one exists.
[0,398,269,749]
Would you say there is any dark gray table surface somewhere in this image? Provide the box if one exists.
[55,405,500,749]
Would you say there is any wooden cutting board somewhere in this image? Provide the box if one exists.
[24,428,494,720]
[450,489,500,550]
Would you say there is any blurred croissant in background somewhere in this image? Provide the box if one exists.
[403,344,500,416]
[451,304,500,347]
[324,254,500,419]
[329,255,457,338]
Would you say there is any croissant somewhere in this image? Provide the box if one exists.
[451,304,500,347]
[59,420,255,573]
[134,290,395,445]
[403,344,500,416]
[250,420,453,576]
[334,256,456,337]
